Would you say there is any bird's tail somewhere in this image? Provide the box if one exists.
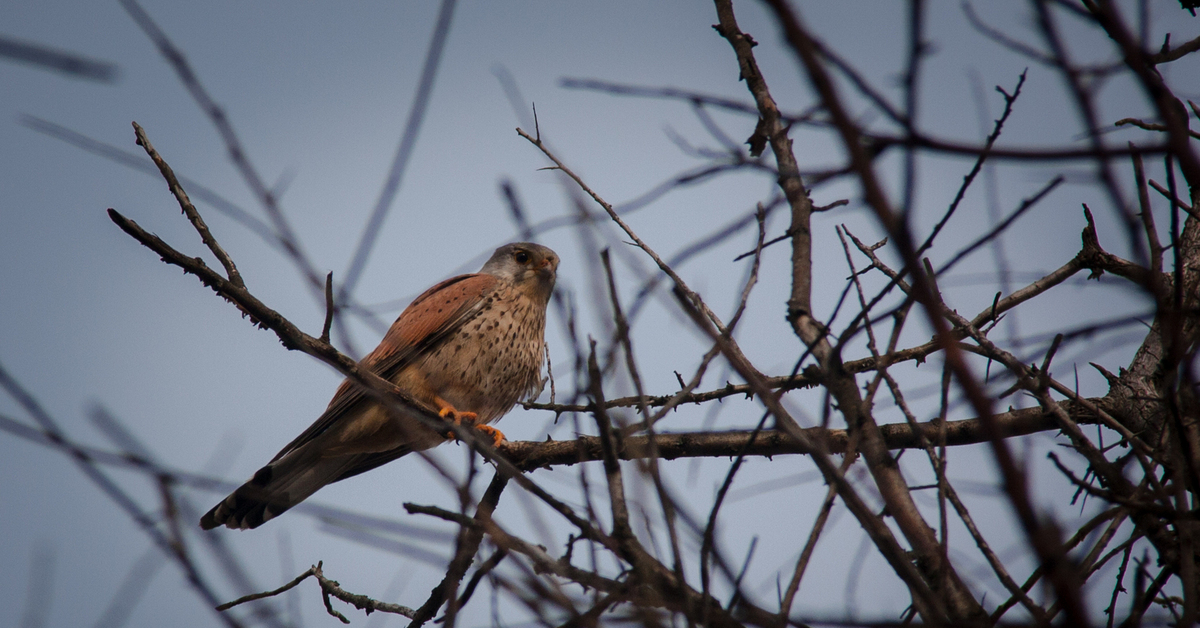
[200,447,348,530]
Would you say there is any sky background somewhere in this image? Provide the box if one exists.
[1,1,1198,626]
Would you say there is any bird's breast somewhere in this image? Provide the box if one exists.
[414,284,547,422]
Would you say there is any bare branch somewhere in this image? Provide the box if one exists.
[132,122,244,288]
[216,565,320,612]
[407,473,507,628]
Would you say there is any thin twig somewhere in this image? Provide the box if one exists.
[132,122,244,288]
[216,565,319,611]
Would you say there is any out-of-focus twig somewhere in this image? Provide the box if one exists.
[0,35,118,82]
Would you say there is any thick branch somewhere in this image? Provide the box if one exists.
[712,0,814,321]
[503,403,1090,469]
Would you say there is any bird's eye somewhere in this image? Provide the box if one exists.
[514,251,530,264]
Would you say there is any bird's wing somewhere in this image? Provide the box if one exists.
[267,273,501,463]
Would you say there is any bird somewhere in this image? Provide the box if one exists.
[200,242,559,530]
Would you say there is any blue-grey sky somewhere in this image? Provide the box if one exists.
[2,1,1196,626]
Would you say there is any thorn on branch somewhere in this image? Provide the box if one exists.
[746,117,768,157]
[321,271,334,344]
[532,101,540,142]
[1038,334,1064,389]
[1089,362,1121,390]
[1080,205,1104,280]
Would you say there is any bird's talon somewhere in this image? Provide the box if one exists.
[474,424,506,447]
[437,405,478,425]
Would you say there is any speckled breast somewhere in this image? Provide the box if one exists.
[417,281,547,423]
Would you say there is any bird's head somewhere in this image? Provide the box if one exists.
[480,242,559,303]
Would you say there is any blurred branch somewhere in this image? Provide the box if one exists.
[867,132,1172,160]
[119,0,328,304]
[1081,1,1200,189]
[561,77,822,125]
[1148,34,1200,65]
[338,0,458,301]
[406,473,507,628]
[0,35,117,82]
[20,116,276,246]
[0,363,249,628]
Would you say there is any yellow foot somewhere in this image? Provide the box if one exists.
[473,424,506,447]
[437,405,478,425]
[434,399,502,445]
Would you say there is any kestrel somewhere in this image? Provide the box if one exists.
[200,242,558,530]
